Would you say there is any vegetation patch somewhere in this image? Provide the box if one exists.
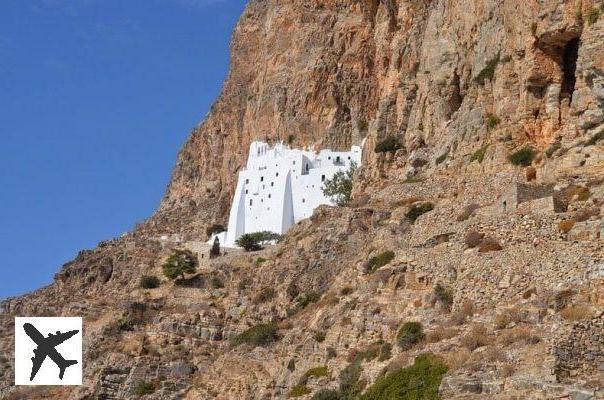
[231,323,279,347]
[508,147,536,166]
[289,385,311,398]
[236,231,283,251]
[586,6,601,25]
[162,249,198,280]
[586,128,604,146]
[139,275,160,289]
[366,250,395,273]
[486,113,501,129]
[433,284,453,311]
[312,389,342,400]
[288,291,323,316]
[322,162,357,206]
[359,353,448,400]
[474,51,501,85]
[406,202,434,224]
[470,145,489,163]
[397,322,425,350]
[435,151,448,165]
[374,136,402,153]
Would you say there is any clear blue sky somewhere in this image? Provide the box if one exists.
[0,0,248,298]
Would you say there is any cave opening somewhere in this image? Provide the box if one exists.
[561,38,580,99]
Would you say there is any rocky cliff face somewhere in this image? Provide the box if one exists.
[160,0,604,234]
[1,0,604,399]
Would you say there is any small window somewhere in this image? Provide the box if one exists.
[321,175,326,182]
[260,176,264,182]
[348,156,351,160]
[328,156,331,160]
[268,194,271,199]
[249,199,253,206]
[245,189,248,194]
[302,199,306,203]
[245,179,249,184]
[271,182,274,187]
[293,161,296,165]
[263,184,265,189]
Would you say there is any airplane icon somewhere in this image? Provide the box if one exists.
[23,322,79,381]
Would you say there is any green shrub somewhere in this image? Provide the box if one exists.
[254,287,276,304]
[287,291,323,316]
[470,145,489,163]
[406,203,434,224]
[340,286,354,296]
[206,224,225,237]
[162,249,198,280]
[236,231,283,251]
[287,134,296,144]
[322,162,357,206]
[486,113,501,129]
[255,257,267,266]
[375,136,401,153]
[339,361,365,398]
[304,366,329,379]
[289,385,311,398]
[586,6,601,25]
[139,275,160,289]
[474,52,501,85]
[508,147,536,166]
[134,381,155,396]
[366,250,395,273]
[397,322,425,350]
[231,323,279,347]
[359,354,448,400]
[312,389,343,400]
[434,284,453,311]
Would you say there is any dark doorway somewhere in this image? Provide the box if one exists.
[561,38,579,99]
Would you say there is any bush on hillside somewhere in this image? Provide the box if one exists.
[397,322,425,350]
[433,284,454,311]
[231,323,279,347]
[139,275,160,289]
[206,224,225,237]
[359,354,448,400]
[162,249,198,280]
[366,251,395,273]
[508,147,536,166]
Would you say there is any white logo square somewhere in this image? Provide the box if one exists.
[14,317,82,385]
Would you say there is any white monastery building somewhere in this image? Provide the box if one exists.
[213,140,363,247]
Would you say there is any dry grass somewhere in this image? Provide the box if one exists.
[525,166,537,181]
[461,324,491,350]
[494,308,523,330]
[427,326,459,343]
[560,304,593,322]
[558,219,576,233]
[498,327,539,346]
[443,350,471,371]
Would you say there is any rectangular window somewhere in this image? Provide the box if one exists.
[321,175,326,182]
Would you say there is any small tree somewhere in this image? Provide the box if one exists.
[139,275,160,289]
[210,237,221,259]
[236,233,263,252]
[322,162,357,206]
[162,249,198,280]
